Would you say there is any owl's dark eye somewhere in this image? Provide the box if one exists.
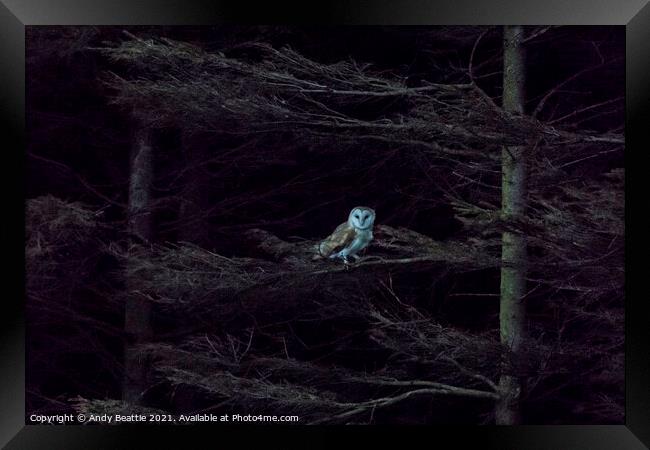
[354,214,360,219]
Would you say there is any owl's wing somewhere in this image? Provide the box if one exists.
[318,222,356,257]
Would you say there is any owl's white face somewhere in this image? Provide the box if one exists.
[348,206,375,230]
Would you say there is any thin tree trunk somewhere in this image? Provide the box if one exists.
[123,124,154,403]
[496,25,527,425]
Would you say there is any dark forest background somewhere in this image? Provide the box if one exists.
[25,26,624,424]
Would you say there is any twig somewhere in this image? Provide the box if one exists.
[310,384,498,424]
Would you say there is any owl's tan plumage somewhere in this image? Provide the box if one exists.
[318,222,358,258]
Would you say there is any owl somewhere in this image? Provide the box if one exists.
[317,206,376,263]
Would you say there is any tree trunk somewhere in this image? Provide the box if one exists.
[496,25,527,425]
[123,124,154,404]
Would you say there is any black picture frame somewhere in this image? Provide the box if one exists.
[1,1,648,448]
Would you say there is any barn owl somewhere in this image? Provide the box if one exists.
[317,206,376,263]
